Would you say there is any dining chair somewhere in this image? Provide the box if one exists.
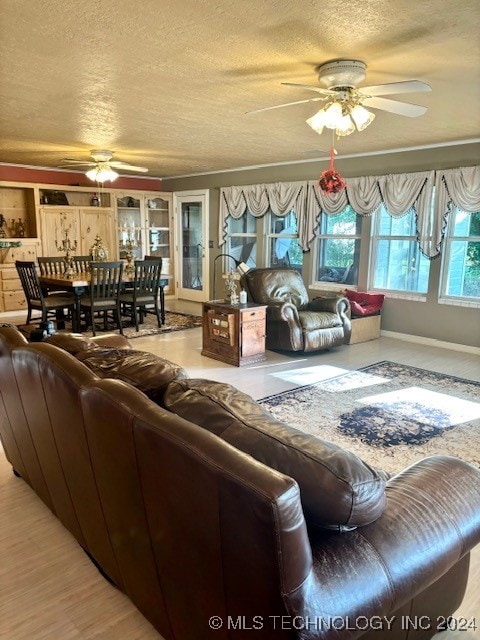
[73,255,91,273]
[16,260,75,327]
[37,255,72,298]
[120,259,162,331]
[38,256,66,277]
[79,261,124,336]
[144,255,166,324]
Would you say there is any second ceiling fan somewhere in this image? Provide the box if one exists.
[61,150,149,182]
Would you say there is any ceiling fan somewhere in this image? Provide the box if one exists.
[60,150,149,182]
[246,59,431,136]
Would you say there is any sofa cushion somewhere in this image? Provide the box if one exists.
[46,332,133,354]
[46,332,100,354]
[298,310,342,331]
[163,378,387,530]
[75,349,188,404]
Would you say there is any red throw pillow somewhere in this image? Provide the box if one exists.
[344,289,385,317]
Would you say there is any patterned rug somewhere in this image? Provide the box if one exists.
[259,361,480,474]
[87,310,202,339]
[18,311,203,341]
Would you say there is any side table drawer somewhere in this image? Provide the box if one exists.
[240,307,266,322]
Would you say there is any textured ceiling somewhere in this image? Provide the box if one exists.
[0,0,479,179]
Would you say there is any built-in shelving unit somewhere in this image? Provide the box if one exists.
[0,180,175,311]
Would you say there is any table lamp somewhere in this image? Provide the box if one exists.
[213,253,250,301]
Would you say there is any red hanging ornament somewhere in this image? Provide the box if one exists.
[318,147,346,194]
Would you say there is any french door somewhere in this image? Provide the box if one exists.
[174,190,209,302]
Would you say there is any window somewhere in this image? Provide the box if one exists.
[371,205,430,294]
[314,205,361,286]
[227,211,258,268]
[267,210,303,272]
[440,208,480,301]
[226,209,303,271]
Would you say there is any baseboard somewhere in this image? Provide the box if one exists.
[380,330,480,355]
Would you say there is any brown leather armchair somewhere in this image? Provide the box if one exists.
[241,267,351,352]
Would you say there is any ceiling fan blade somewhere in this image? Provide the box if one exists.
[60,160,96,167]
[109,161,149,172]
[246,96,325,115]
[360,80,431,96]
[281,82,336,96]
[362,96,428,117]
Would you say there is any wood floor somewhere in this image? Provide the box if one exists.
[1,301,479,639]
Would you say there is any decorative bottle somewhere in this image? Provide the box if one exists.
[91,193,100,206]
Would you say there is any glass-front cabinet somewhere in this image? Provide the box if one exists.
[114,192,173,292]
[146,196,171,277]
[116,195,143,262]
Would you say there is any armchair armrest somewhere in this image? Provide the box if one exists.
[266,301,303,351]
[267,300,300,324]
[308,295,350,315]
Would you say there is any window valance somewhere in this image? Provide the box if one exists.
[219,181,306,242]
[219,165,479,259]
[307,170,436,257]
[434,165,480,218]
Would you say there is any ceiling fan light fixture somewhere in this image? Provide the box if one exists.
[335,114,356,136]
[86,166,119,183]
[306,109,328,134]
[323,102,343,129]
[350,104,375,131]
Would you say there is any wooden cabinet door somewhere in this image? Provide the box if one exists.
[79,208,115,258]
[240,307,266,358]
[39,207,79,257]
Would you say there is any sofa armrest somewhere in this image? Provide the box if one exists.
[90,334,132,350]
[82,378,313,627]
[286,455,480,634]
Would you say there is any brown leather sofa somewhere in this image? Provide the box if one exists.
[1,325,480,640]
[241,267,351,352]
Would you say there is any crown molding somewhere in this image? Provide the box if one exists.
[161,138,480,180]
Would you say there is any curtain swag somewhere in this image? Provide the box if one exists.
[219,165,479,259]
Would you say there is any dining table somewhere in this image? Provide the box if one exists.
[39,271,168,332]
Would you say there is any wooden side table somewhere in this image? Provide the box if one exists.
[202,300,267,366]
